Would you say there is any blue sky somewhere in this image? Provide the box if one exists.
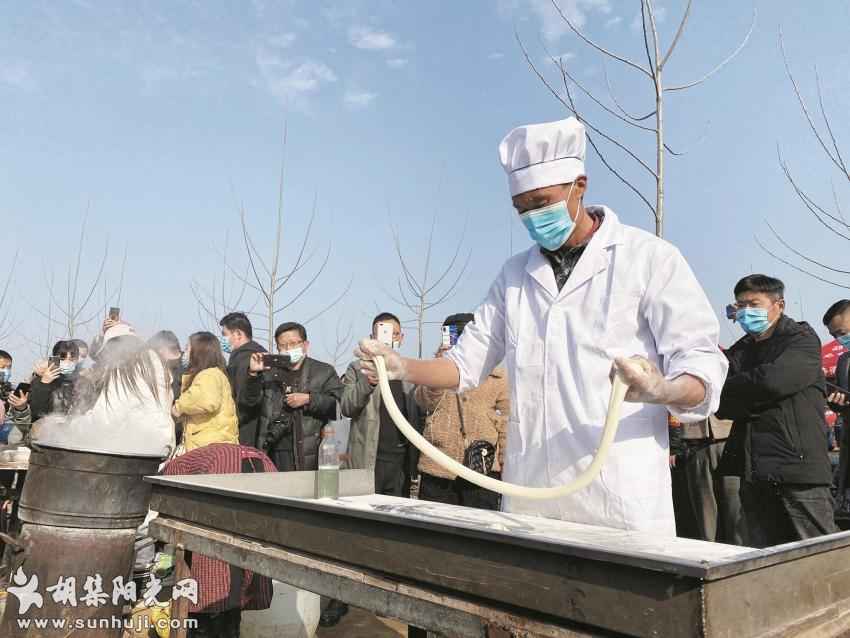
[2,0,850,376]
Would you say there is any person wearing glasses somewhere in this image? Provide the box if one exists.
[241,322,342,471]
[717,274,836,547]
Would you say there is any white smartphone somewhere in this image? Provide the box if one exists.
[376,322,394,347]
[441,326,452,348]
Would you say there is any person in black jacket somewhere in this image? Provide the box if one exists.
[219,312,266,448]
[240,321,342,471]
[823,300,850,519]
[30,340,87,422]
[718,275,836,548]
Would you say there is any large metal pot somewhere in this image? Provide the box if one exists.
[18,444,161,529]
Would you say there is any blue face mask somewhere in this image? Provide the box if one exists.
[520,200,576,252]
[219,336,232,355]
[838,335,850,350]
[0,368,10,383]
[735,308,771,336]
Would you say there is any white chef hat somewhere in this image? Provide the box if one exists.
[498,117,586,197]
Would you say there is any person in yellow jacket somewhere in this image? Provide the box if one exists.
[172,332,238,452]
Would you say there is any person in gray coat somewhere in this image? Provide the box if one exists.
[341,312,422,496]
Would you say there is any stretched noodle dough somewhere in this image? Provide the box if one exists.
[374,356,630,500]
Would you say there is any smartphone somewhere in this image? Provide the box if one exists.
[109,307,120,321]
[48,356,60,369]
[15,382,31,397]
[376,322,394,347]
[828,381,848,394]
[262,354,292,369]
[441,325,459,348]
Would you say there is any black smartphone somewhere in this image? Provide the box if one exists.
[15,382,31,397]
[48,356,60,369]
[262,354,292,369]
[827,381,848,394]
[109,307,120,321]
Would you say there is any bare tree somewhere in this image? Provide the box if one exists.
[0,249,19,342]
[191,233,254,332]
[28,212,119,340]
[322,315,355,374]
[757,32,850,289]
[228,131,351,350]
[518,0,755,238]
[385,213,472,358]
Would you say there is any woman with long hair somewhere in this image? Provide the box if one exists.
[172,331,238,451]
[33,325,175,459]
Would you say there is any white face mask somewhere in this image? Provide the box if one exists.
[392,340,401,351]
[286,347,304,365]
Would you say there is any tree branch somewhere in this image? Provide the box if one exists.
[780,30,849,178]
[756,234,850,290]
[549,0,652,78]
[667,6,756,92]
[660,0,693,69]
[764,221,850,275]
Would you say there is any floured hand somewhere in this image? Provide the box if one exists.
[354,338,408,384]
[612,356,670,404]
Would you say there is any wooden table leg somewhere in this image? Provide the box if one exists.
[172,545,191,638]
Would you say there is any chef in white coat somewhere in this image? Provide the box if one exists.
[357,117,728,535]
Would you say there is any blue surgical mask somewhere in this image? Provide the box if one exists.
[286,347,304,365]
[219,336,232,355]
[735,308,771,336]
[838,335,850,350]
[59,360,77,376]
[520,200,576,252]
[0,368,10,383]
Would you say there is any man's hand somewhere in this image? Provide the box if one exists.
[102,317,119,334]
[33,360,48,377]
[434,345,451,359]
[613,356,668,404]
[355,339,408,385]
[829,391,848,407]
[613,356,706,409]
[285,392,310,409]
[41,363,61,385]
[248,352,266,375]
[8,391,29,411]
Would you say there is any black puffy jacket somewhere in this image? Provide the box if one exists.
[226,340,267,448]
[717,315,832,485]
[239,357,343,471]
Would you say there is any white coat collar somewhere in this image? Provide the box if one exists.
[524,206,625,299]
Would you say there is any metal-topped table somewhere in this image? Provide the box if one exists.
[146,472,850,637]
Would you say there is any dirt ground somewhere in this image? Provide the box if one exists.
[316,606,407,637]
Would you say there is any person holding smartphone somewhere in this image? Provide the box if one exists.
[29,340,86,422]
[6,383,32,444]
[241,322,342,471]
[414,314,509,512]
[341,313,422,495]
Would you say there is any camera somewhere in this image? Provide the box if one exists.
[263,354,293,384]
[265,413,294,449]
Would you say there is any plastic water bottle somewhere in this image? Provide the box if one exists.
[316,426,340,499]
